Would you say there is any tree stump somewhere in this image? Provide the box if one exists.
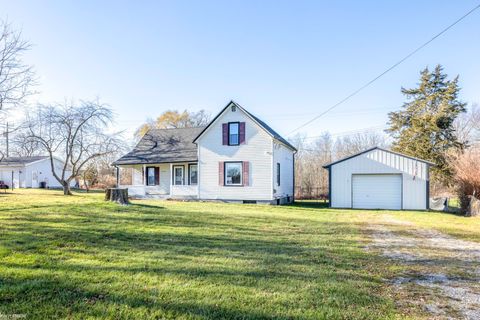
[105,188,129,205]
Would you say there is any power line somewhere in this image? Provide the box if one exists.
[299,125,386,141]
[287,3,480,136]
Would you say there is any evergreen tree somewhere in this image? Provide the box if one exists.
[387,65,466,185]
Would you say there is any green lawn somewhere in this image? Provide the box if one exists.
[0,190,478,319]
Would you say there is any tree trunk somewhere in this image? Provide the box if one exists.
[63,182,72,195]
[467,195,480,217]
[105,188,129,205]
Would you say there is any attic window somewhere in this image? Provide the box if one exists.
[231,105,236,112]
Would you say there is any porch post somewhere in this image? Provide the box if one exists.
[142,164,146,185]
[169,163,175,196]
[115,166,119,187]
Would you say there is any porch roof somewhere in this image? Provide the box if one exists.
[113,127,205,166]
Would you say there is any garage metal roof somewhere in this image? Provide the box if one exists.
[322,147,435,168]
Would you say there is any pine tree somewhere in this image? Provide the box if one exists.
[387,65,466,185]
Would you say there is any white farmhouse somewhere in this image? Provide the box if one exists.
[114,101,297,204]
[0,156,75,189]
[323,147,434,210]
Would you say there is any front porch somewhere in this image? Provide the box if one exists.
[117,162,198,199]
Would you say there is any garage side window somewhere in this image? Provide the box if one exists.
[276,163,280,186]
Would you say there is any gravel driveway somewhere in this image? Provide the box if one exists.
[366,215,480,319]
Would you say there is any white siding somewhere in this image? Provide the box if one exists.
[272,142,294,200]
[330,149,428,210]
[0,167,21,188]
[197,106,274,201]
[24,159,74,188]
[0,158,74,189]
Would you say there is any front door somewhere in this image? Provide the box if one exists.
[31,171,39,188]
[159,165,170,194]
[173,166,184,185]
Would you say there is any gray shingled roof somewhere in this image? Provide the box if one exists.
[113,127,205,166]
[0,156,49,166]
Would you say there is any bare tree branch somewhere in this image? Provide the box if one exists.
[22,100,122,195]
[0,20,36,110]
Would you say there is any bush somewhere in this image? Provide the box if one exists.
[450,148,480,214]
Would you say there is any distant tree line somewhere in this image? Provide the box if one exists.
[291,131,388,199]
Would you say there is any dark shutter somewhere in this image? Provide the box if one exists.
[219,162,224,186]
[222,123,228,145]
[239,122,246,144]
[243,161,249,186]
[155,167,160,185]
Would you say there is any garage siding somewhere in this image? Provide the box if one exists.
[330,149,428,210]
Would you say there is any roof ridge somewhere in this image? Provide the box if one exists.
[148,126,206,131]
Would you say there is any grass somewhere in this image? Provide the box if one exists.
[0,189,478,319]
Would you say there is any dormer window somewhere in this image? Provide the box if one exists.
[222,122,245,145]
[228,122,239,145]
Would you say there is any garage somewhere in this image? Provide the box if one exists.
[323,147,434,210]
[352,174,402,209]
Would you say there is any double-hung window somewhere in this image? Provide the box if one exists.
[228,122,239,145]
[173,166,184,185]
[147,167,156,186]
[189,164,198,185]
[225,162,242,185]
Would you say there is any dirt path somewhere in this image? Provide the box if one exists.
[366,215,480,319]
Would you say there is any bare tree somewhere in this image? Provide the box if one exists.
[334,132,388,159]
[290,132,333,199]
[453,103,480,146]
[0,20,36,110]
[24,100,122,195]
[448,147,480,214]
[134,109,211,139]
[291,131,389,199]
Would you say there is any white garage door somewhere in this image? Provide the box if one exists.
[352,174,402,209]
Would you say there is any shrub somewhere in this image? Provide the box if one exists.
[449,148,480,214]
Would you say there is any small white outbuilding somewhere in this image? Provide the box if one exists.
[0,156,75,189]
[323,147,434,210]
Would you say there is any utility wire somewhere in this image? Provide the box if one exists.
[287,3,480,136]
[299,125,386,141]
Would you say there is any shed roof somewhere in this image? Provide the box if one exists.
[113,127,204,166]
[0,156,49,166]
[322,147,435,168]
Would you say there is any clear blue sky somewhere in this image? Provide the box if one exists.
[2,1,479,139]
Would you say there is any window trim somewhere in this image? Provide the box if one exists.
[146,166,156,186]
[188,163,198,185]
[224,161,243,186]
[228,122,240,146]
[172,165,185,186]
[277,163,281,186]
